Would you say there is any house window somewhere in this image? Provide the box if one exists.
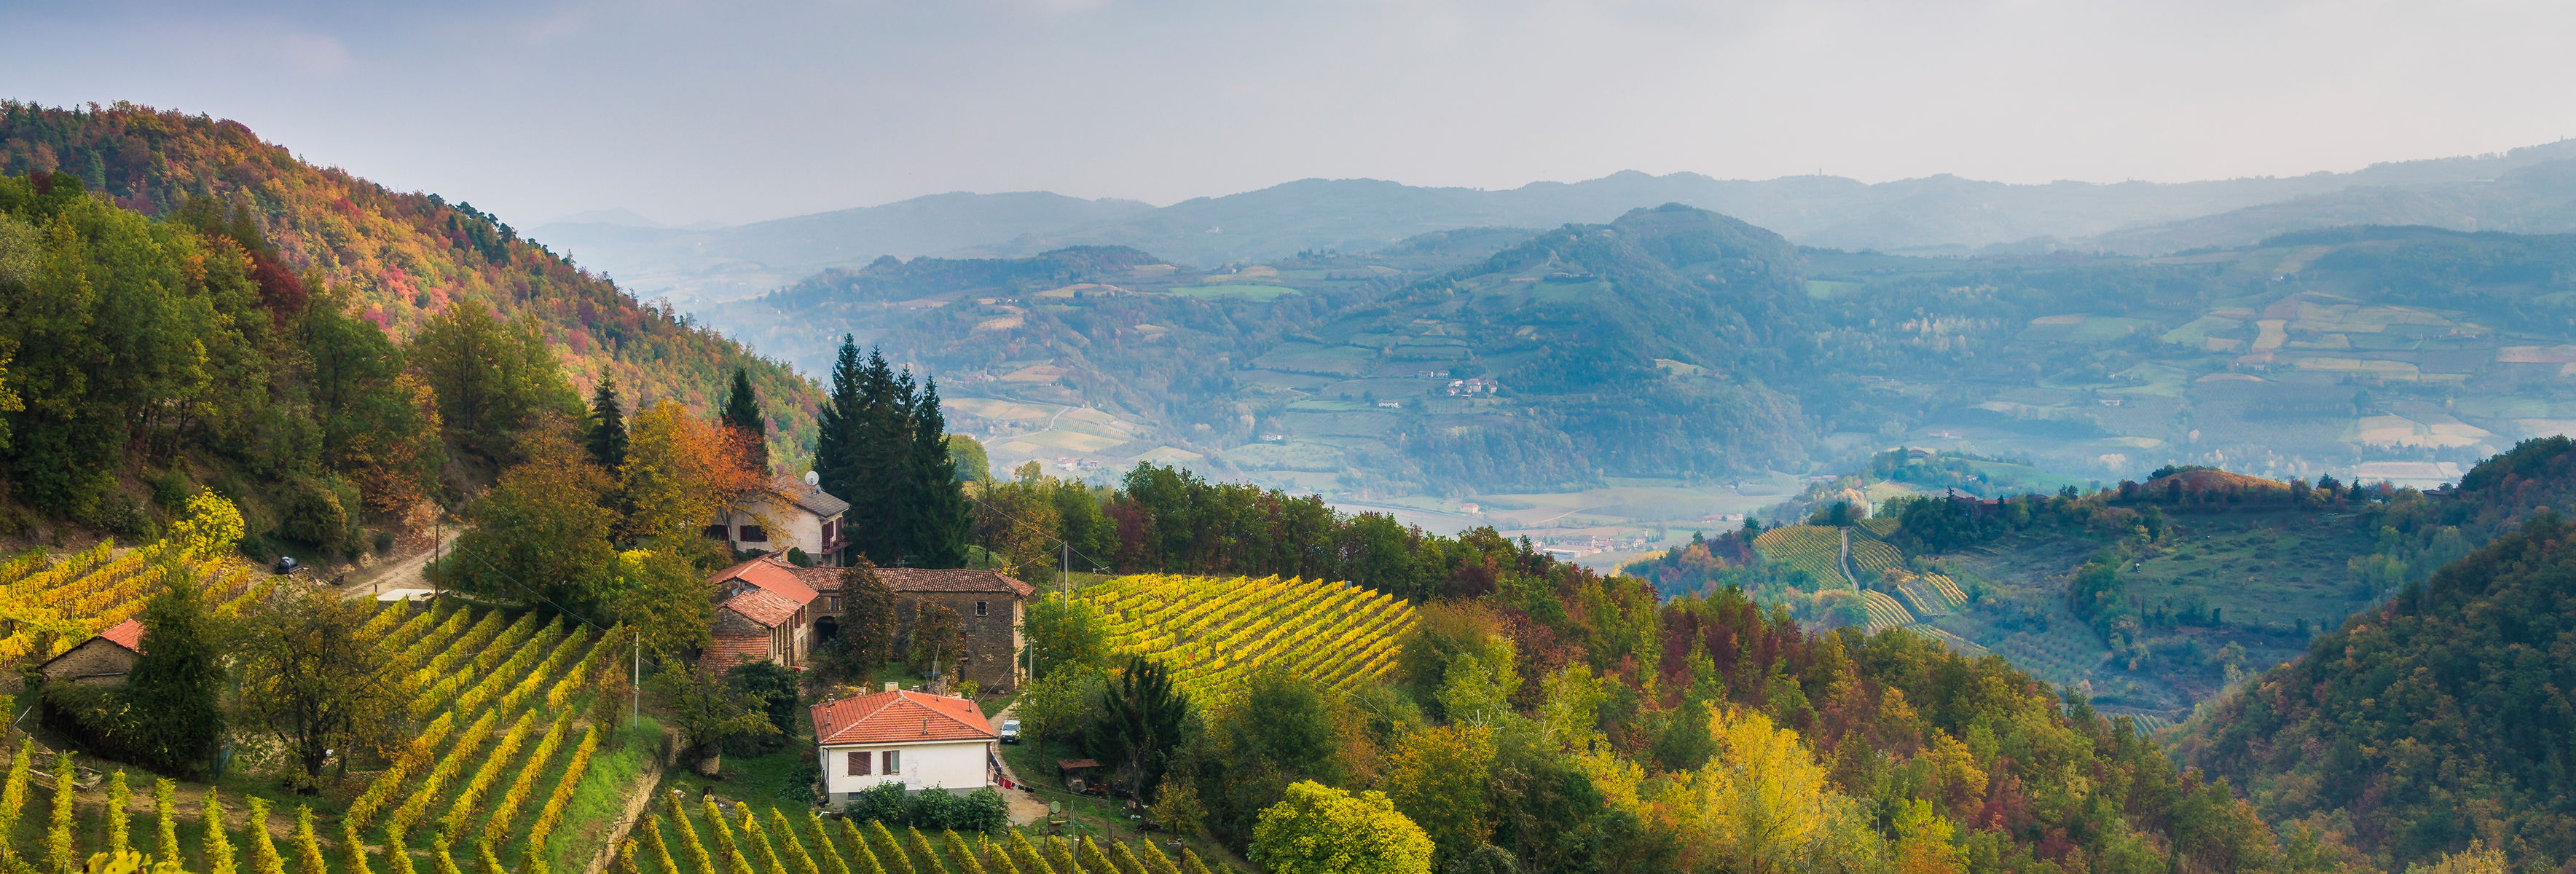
[825,596,840,611]
[847,750,870,776]
[739,525,768,543]
[976,601,987,617]
[882,751,900,774]
[703,524,729,540]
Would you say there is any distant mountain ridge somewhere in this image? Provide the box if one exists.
[533,191,1153,304]
[547,139,2576,305]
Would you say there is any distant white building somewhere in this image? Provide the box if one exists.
[710,473,848,564]
[812,689,997,801]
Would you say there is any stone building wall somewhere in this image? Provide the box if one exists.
[39,639,136,685]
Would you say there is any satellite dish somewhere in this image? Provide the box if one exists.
[804,471,820,487]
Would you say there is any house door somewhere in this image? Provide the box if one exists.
[815,615,839,643]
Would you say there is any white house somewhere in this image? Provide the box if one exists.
[711,473,849,564]
[812,689,997,801]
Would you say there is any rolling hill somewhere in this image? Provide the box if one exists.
[0,100,823,464]
[546,138,2576,306]
[2167,437,2576,872]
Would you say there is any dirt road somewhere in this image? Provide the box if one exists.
[987,703,1049,825]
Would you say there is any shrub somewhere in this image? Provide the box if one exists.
[844,783,908,827]
[278,477,349,550]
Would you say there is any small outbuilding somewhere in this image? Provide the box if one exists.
[37,619,144,685]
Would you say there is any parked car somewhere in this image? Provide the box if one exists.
[1000,720,1021,744]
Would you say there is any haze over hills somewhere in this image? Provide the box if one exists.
[545,140,2576,306]
[533,191,1154,305]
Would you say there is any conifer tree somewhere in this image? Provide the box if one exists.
[588,379,629,472]
[721,368,769,473]
[813,337,868,565]
[907,378,968,567]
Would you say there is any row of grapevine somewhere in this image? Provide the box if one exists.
[1858,591,1912,633]
[1751,525,1850,586]
[1077,574,1417,703]
[1847,536,1905,576]
[0,538,259,661]
[621,798,1222,874]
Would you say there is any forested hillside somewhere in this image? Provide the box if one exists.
[2167,437,2576,873]
[0,100,822,476]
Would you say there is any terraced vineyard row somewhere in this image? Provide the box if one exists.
[624,797,1221,874]
[1847,536,1905,575]
[1751,525,1850,586]
[0,538,264,661]
[1857,591,1912,633]
[1080,574,1417,702]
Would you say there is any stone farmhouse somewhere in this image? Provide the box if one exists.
[704,556,819,668]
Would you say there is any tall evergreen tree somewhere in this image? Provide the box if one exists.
[120,564,226,776]
[586,378,629,472]
[908,378,970,567]
[848,349,913,564]
[720,366,769,473]
[814,337,868,564]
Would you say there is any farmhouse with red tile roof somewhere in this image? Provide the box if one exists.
[706,555,820,668]
[37,618,144,685]
[810,688,996,801]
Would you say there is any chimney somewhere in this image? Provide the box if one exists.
[884,682,899,693]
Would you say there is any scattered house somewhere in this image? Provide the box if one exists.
[705,556,821,668]
[1377,401,1402,409]
[807,567,1034,691]
[811,688,997,802]
[708,473,848,564]
[1447,379,1499,397]
[37,619,143,685]
[2097,398,2126,407]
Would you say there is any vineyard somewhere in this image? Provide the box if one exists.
[0,500,272,661]
[0,587,645,874]
[1751,525,1850,586]
[1077,575,1417,704]
[621,795,1224,874]
[4,754,1222,874]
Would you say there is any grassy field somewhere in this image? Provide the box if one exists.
[2124,511,2379,630]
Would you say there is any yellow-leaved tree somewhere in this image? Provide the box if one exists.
[620,401,777,546]
[168,489,245,562]
[1250,781,1435,874]
[1381,725,1496,869]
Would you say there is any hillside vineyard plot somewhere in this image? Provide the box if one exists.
[1751,525,1849,586]
[0,597,632,874]
[0,540,270,661]
[1078,575,1418,703]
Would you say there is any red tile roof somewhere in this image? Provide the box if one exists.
[810,690,994,746]
[758,555,849,594]
[704,634,771,667]
[98,618,144,653]
[721,588,804,628]
[869,568,1036,599]
[709,556,818,605]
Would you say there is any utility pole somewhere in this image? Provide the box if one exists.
[632,629,641,726]
[1060,540,1069,606]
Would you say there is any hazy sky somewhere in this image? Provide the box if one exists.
[9,0,2574,227]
